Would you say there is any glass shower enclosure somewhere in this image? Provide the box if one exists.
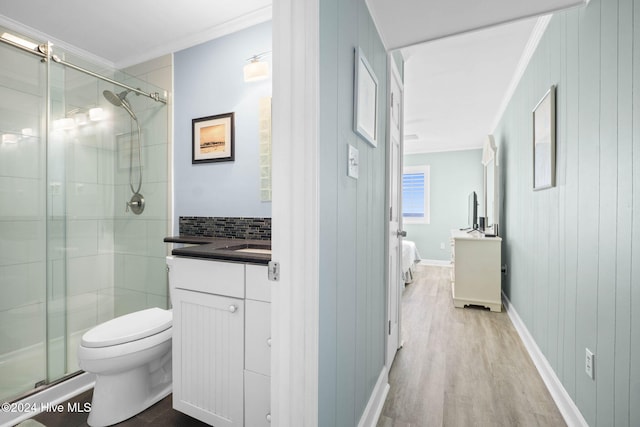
[0,26,169,402]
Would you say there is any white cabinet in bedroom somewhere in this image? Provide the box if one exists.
[450,229,502,312]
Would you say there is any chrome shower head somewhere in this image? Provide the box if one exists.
[103,89,137,121]
[103,89,128,107]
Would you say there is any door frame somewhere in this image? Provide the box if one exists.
[271,0,320,426]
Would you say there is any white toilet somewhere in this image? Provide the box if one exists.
[77,307,173,427]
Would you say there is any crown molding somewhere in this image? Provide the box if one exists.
[116,5,272,69]
[490,14,552,133]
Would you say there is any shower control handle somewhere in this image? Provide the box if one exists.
[126,200,141,210]
[126,193,145,215]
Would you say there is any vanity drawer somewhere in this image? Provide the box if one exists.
[168,256,245,298]
[245,299,271,376]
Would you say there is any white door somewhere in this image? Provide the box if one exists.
[386,58,404,367]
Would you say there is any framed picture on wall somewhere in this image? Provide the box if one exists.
[192,112,235,164]
[532,85,556,190]
[354,47,378,148]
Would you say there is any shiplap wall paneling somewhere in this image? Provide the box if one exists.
[575,2,600,422]
[562,8,580,401]
[597,0,618,424]
[318,0,388,425]
[494,0,640,425]
[630,0,640,424]
[614,0,633,425]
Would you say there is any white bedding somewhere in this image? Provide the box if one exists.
[402,240,421,283]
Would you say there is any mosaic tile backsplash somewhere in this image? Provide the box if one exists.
[179,217,271,241]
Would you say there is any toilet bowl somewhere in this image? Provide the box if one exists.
[77,307,173,427]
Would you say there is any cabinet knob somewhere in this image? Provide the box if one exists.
[228,305,238,313]
[266,337,272,347]
[266,413,271,423]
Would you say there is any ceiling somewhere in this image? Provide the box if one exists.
[363,0,586,154]
[401,17,543,153]
[0,0,585,153]
[366,0,585,50]
[0,0,271,68]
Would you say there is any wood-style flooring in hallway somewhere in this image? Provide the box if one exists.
[377,264,566,427]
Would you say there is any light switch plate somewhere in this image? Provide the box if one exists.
[585,348,595,380]
[348,144,359,179]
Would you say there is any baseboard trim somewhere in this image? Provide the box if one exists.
[357,366,389,427]
[502,292,588,427]
[0,372,95,427]
[419,259,451,266]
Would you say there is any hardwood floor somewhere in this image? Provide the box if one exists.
[377,265,566,427]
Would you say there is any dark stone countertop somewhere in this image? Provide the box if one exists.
[164,236,271,265]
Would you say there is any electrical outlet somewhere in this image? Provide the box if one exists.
[440,242,445,250]
[585,348,595,380]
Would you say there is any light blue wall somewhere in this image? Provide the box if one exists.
[173,22,272,232]
[404,149,483,261]
[318,0,388,425]
[494,0,639,425]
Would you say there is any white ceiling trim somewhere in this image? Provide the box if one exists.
[0,13,115,69]
[404,144,482,156]
[115,5,272,68]
[489,15,552,134]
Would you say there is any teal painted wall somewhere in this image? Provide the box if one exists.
[493,0,639,425]
[318,0,388,425]
[404,149,483,261]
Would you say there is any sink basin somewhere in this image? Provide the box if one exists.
[225,244,271,255]
[235,248,272,254]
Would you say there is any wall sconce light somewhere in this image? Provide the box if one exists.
[53,106,105,131]
[244,52,271,82]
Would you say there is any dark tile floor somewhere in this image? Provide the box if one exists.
[31,390,208,427]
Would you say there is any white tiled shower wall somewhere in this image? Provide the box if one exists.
[115,55,172,316]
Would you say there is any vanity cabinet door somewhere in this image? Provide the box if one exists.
[244,370,271,427]
[172,288,245,427]
[245,299,271,376]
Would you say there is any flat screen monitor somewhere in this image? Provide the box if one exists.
[468,191,478,230]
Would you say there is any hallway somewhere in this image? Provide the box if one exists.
[377,265,566,427]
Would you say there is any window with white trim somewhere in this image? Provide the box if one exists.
[402,165,430,224]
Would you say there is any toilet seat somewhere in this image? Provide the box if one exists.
[81,307,172,348]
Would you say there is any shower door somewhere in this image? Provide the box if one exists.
[0,35,48,401]
[1,30,169,403]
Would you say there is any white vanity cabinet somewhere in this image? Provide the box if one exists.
[244,264,272,426]
[167,257,271,427]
